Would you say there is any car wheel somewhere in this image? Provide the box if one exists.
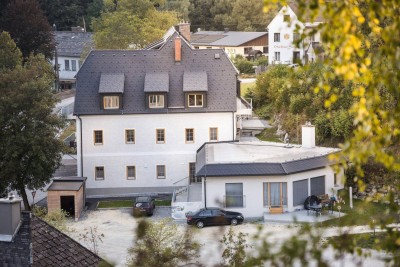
[196,221,204,228]
[231,218,238,226]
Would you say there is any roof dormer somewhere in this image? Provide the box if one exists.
[144,73,169,109]
[183,71,208,108]
[98,73,124,110]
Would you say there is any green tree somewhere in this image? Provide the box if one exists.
[188,0,213,31]
[127,218,200,267]
[0,34,65,210]
[0,0,55,59]
[92,0,178,49]
[221,227,249,267]
[0,31,22,70]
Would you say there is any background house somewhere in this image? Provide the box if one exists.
[267,2,324,65]
[191,29,268,59]
[195,125,343,218]
[74,28,251,197]
[53,27,93,90]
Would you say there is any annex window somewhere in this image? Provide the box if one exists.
[188,94,203,107]
[103,96,120,109]
[244,47,252,54]
[125,129,135,144]
[225,183,244,208]
[95,166,104,180]
[275,52,280,61]
[293,33,301,42]
[126,166,136,180]
[274,33,280,42]
[263,46,268,54]
[209,127,218,141]
[263,182,287,207]
[149,94,165,108]
[156,129,165,144]
[64,60,70,71]
[71,60,77,71]
[185,128,194,143]
[157,165,166,179]
[283,15,290,22]
[94,130,103,145]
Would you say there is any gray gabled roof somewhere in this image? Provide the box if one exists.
[191,31,268,46]
[196,156,330,177]
[99,73,125,93]
[144,73,169,92]
[183,71,208,91]
[55,31,93,57]
[74,31,238,115]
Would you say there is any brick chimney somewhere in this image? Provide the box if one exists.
[175,37,181,62]
[302,122,316,148]
[0,194,22,242]
[177,22,191,42]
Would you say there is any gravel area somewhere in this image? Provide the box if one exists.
[65,209,389,267]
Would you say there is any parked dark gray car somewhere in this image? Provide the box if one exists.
[133,196,155,216]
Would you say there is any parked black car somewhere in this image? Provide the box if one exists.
[186,207,244,228]
[133,196,155,216]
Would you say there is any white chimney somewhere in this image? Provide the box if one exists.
[302,122,315,148]
[0,194,22,242]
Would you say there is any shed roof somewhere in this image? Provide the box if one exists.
[191,31,267,46]
[98,73,125,93]
[144,73,169,92]
[183,72,208,91]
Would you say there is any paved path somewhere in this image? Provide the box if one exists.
[65,209,389,267]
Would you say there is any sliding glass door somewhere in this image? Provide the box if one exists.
[263,182,287,208]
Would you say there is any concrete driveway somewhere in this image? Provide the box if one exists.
[65,209,388,267]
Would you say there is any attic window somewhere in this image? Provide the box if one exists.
[103,96,120,109]
[214,53,220,59]
[284,15,290,22]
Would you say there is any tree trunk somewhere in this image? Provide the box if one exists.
[18,185,31,211]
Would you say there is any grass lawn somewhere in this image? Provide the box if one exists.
[318,190,398,227]
[59,120,76,141]
[255,127,282,143]
[98,199,172,209]
[241,81,255,97]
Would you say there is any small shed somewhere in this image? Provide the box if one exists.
[47,177,86,221]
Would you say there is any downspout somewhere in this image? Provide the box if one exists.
[232,112,235,140]
[77,115,85,208]
[204,165,207,209]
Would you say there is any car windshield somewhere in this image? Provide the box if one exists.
[135,202,149,207]
[136,197,150,202]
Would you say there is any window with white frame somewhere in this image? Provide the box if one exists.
[283,15,290,22]
[209,127,218,141]
[275,52,280,61]
[103,96,120,109]
[71,60,77,71]
[156,129,165,143]
[149,94,165,108]
[126,166,136,180]
[188,94,203,107]
[95,166,104,180]
[125,129,135,144]
[225,183,244,208]
[156,165,166,179]
[274,33,280,42]
[94,130,103,145]
[65,60,70,71]
[185,128,194,143]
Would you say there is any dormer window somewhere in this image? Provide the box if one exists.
[149,94,165,109]
[98,73,125,110]
[103,95,120,109]
[183,71,208,109]
[188,94,203,107]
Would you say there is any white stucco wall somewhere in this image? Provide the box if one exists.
[77,113,235,190]
[52,56,80,81]
[205,166,341,218]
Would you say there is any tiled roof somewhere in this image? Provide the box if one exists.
[183,72,208,91]
[144,73,169,92]
[196,155,330,177]
[74,31,238,115]
[31,215,103,266]
[99,73,125,93]
[55,31,93,57]
[191,31,268,46]
[0,212,31,267]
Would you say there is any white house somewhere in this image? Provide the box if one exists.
[74,28,251,197]
[53,29,93,90]
[267,2,324,65]
[195,124,343,218]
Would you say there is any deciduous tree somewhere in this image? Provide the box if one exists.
[0,34,65,209]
